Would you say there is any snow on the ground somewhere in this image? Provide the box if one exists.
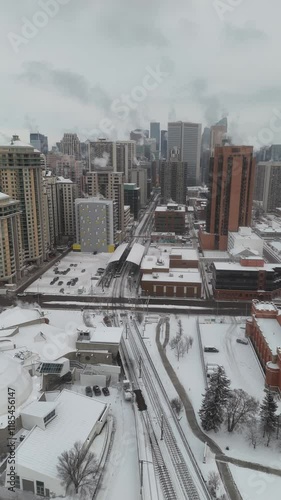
[26,252,111,296]
[0,305,41,328]
[199,319,265,400]
[229,464,281,500]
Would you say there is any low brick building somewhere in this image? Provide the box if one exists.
[246,300,281,392]
[154,203,186,235]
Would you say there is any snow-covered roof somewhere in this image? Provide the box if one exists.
[0,192,9,200]
[16,389,107,480]
[0,354,33,416]
[155,205,185,212]
[214,262,280,272]
[255,317,281,353]
[141,255,169,271]
[127,243,145,266]
[0,306,41,329]
[107,243,128,265]
[142,271,201,284]
[21,401,57,419]
[56,176,73,183]
[80,326,123,345]
[170,248,198,261]
[253,301,278,312]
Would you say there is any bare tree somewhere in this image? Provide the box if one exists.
[246,417,262,449]
[136,312,143,324]
[188,335,194,347]
[226,389,259,432]
[170,334,190,361]
[171,397,183,415]
[207,471,220,498]
[177,319,183,337]
[57,441,98,496]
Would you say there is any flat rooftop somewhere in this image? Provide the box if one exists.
[16,390,107,480]
[142,270,201,284]
[255,317,281,353]
[214,262,281,272]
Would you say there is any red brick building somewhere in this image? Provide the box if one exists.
[246,300,281,392]
[154,204,185,235]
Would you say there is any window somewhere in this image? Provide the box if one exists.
[43,409,56,425]
[15,475,20,489]
[36,481,45,496]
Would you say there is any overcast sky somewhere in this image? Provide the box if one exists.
[0,0,280,148]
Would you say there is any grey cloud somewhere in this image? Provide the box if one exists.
[18,61,112,111]
[186,79,223,125]
[224,23,268,44]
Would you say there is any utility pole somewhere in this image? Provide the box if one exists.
[139,356,142,378]
[160,413,164,440]
[125,323,128,339]
[140,460,143,493]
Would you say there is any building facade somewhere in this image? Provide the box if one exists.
[201,145,255,251]
[30,133,48,155]
[150,122,160,152]
[124,183,140,220]
[160,148,187,204]
[88,139,117,172]
[75,197,116,252]
[56,178,77,243]
[0,136,47,264]
[59,133,81,160]
[155,204,185,235]
[255,162,281,212]
[0,193,24,284]
[86,171,124,233]
[131,167,148,207]
[168,121,201,185]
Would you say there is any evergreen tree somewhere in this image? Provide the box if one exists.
[199,366,231,432]
[260,391,278,446]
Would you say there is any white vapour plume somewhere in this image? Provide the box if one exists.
[133,157,140,166]
[93,152,110,168]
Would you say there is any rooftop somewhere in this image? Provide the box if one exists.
[16,390,107,480]
[255,317,281,353]
[254,301,278,312]
[142,270,201,284]
[214,262,281,272]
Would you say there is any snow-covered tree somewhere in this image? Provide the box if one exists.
[226,389,259,432]
[199,366,231,432]
[207,471,220,498]
[57,441,98,496]
[246,417,262,449]
[260,391,278,446]
[171,397,183,415]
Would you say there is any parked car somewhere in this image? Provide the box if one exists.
[236,338,248,345]
[58,281,63,286]
[93,385,101,396]
[102,387,110,396]
[85,386,93,397]
[81,269,86,273]
[204,346,219,353]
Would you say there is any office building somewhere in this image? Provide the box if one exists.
[168,121,201,185]
[200,127,211,183]
[227,227,263,258]
[160,148,187,204]
[116,142,129,182]
[150,122,160,151]
[124,183,140,220]
[131,167,148,207]
[161,130,168,159]
[254,162,281,212]
[210,117,227,154]
[88,139,117,172]
[43,174,59,249]
[75,197,116,252]
[200,145,255,251]
[0,136,47,264]
[86,171,124,233]
[116,141,136,178]
[124,205,131,230]
[155,203,185,235]
[59,133,81,160]
[0,193,24,284]
[30,133,48,155]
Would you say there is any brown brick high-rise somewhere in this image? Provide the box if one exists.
[200,145,255,251]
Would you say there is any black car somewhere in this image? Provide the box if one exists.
[93,385,101,396]
[204,346,219,353]
[85,386,93,397]
[58,281,63,286]
[102,387,110,396]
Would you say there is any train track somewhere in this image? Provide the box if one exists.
[125,318,211,500]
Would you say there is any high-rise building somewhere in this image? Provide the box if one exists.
[150,122,160,151]
[56,177,77,243]
[160,148,188,205]
[30,133,48,155]
[255,162,281,212]
[124,183,141,220]
[116,140,136,180]
[116,142,129,182]
[200,145,255,251]
[200,127,211,183]
[44,174,59,249]
[60,133,81,160]
[75,197,116,252]
[88,139,117,172]
[0,136,47,264]
[161,130,168,159]
[86,171,124,233]
[168,121,202,185]
[154,203,186,235]
[0,193,24,283]
[131,167,148,207]
[210,117,227,154]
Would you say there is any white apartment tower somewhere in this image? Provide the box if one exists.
[75,197,116,252]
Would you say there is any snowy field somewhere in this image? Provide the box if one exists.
[229,465,281,500]
[26,252,111,296]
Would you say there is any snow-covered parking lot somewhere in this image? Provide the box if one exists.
[26,252,111,296]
